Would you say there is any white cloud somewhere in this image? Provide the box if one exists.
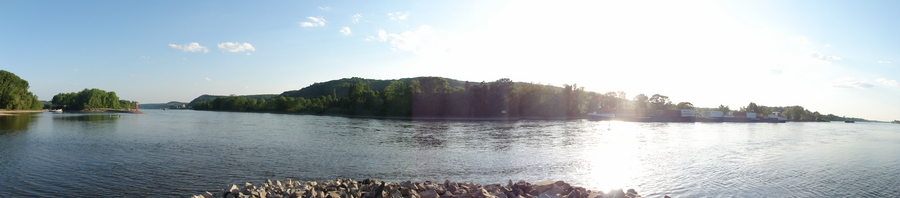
[377,29,388,42]
[340,27,352,35]
[168,42,209,53]
[388,12,409,20]
[217,42,255,52]
[824,44,832,47]
[810,52,840,63]
[830,77,874,89]
[369,26,451,55]
[204,77,212,81]
[319,6,330,11]
[795,36,809,45]
[876,78,899,87]
[352,13,362,23]
[768,69,783,74]
[879,61,891,64]
[300,16,326,27]
[387,25,435,52]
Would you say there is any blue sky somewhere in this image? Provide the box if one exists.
[2,0,899,121]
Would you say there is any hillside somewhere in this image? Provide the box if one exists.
[138,101,189,109]
[187,94,278,106]
[279,77,469,99]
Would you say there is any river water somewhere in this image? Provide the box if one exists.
[1,110,898,197]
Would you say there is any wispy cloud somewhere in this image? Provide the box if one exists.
[879,61,891,64]
[168,42,209,53]
[877,78,899,87]
[810,52,840,63]
[318,6,330,11]
[204,77,212,81]
[352,13,362,23]
[299,16,326,27]
[217,42,255,52]
[368,29,388,42]
[795,36,809,45]
[340,27,352,35]
[830,77,874,89]
[388,12,409,20]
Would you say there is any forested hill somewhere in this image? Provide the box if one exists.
[188,76,870,121]
[187,94,278,106]
[279,77,468,99]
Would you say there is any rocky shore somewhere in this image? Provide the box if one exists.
[192,179,654,198]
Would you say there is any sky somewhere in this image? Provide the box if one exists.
[2,0,899,121]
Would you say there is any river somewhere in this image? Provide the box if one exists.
[1,110,898,197]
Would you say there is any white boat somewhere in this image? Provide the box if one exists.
[49,109,63,113]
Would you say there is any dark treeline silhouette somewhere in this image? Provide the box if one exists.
[194,77,598,119]
[192,76,869,121]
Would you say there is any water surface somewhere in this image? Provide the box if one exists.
[0,110,898,197]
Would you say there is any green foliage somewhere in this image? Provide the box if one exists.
[716,104,730,114]
[675,102,694,109]
[197,77,607,119]
[0,70,43,110]
[51,88,135,110]
[188,94,277,107]
[194,76,868,121]
[632,94,649,109]
[649,94,673,110]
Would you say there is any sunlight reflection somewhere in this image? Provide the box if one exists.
[580,121,644,192]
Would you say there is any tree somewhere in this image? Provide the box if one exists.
[602,92,618,109]
[52,88,133,110]
[633,94,649,109]
[745,102,759,113]
[675,102,694,109]
[649,94,672,110]
[716,104,730,114]
[0,70,43,110]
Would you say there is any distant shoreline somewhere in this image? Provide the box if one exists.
[0,109,145,116]
[0,110,47,116]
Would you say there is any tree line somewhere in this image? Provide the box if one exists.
[51,88,136,110]
[193,77,686,118]
[0,70,44,110]
[191,76,869,121]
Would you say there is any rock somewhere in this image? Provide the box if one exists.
[624,189,638,198]
[363,181,386,198]
[228,184,241,195]
[447,183,459,193]
[193,179,641,198]
[422,189,439,198]
[565,189,581,198]
[390,189,403,198]
[200,191,213,198]
[532,181,556,194]
[604,189,625,198]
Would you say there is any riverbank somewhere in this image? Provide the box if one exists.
[75,109,146,114]
[193,179,649,198]
[0,110,47,116]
